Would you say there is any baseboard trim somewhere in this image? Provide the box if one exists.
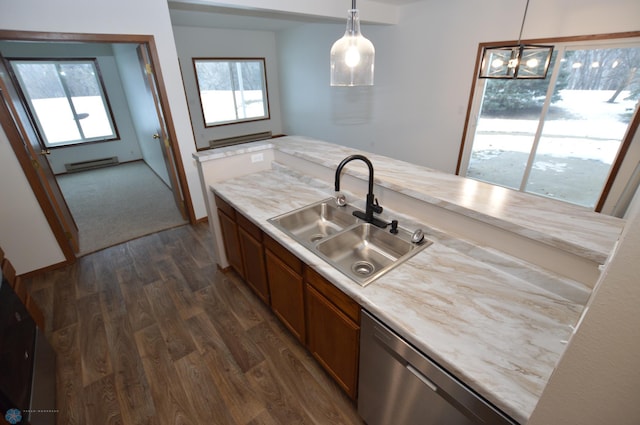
[195,216,209,225]
[217,264,233,273]
[19,259,72,279]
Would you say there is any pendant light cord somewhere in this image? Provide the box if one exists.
[517,0,530,44]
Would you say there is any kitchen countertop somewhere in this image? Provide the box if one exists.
[197,136,625,265]
[197,136,625,424]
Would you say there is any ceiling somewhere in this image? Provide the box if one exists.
[167,0,427,30]
[169,3,323,31]
[370,0,423,3]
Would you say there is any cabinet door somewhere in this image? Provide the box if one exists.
[265,249,305,343]
[306,284,360,400]
[238,226,269,304]
[217,209,244,279]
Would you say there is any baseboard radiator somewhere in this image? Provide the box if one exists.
[64,156,119,173]
[209,131,272,148]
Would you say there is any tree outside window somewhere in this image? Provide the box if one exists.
[464,43,640,209]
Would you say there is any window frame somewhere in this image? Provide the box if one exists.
[192,57,270,128]
[458,32,640,213]
[8,57,119,149]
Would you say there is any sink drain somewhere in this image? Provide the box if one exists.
[309,233,325,243]
[352,261,375,276]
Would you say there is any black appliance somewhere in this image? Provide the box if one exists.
[0,268,56,425]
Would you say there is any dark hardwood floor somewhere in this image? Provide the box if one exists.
[25,223,363,425]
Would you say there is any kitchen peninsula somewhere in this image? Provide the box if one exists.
[194,136,624,424]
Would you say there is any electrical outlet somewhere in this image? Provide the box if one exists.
[251,153,264,163]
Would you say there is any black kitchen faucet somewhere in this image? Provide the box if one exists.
[334,154,389,229]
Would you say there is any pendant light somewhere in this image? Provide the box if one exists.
[479,0,553,79]
[330,0,375,86]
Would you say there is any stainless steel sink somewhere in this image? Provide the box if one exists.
[269,199,360,246]
[316,223,427,285]
[269,198,432,286]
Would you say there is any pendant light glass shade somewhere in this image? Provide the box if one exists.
[330,7,375,86]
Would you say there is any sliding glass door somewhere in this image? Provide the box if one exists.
[462,38,640,209]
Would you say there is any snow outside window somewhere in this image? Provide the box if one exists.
[193,58,270,127]
[461,39,640,210]
[10,59,118,148]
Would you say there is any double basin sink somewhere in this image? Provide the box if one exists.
[268,198,432,286]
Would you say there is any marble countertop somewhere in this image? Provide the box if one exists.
[211,167,582,424]
[198,136,625,424]
[196,136,625,265]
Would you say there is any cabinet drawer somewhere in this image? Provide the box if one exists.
[305,267,360,324]
[237,212,262,242]
[264,235,303,275]
[214,194,236,219]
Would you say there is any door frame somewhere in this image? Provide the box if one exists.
[0,78,77,262]
[0,55,80,254]
[0,30,196,264]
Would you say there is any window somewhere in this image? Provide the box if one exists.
[193,58,270,127]
[459,37,640,210]
[10,59,118,148]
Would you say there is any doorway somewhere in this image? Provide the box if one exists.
[56,161,187,255]
[0,31,194,260]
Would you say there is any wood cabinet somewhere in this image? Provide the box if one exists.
[264,235,306,343]
[305,267,360,400]
[215,195,244,279]
[213,195,361,399]
[216,194,270,304]
[237,213,269,304]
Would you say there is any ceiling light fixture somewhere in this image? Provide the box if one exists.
[479,0,553,79]
[330,0,375,86]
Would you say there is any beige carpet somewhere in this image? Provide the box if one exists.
[57,161,187,256]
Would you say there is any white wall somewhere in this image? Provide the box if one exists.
[171,25,283,150]
[0,41,144,174]
[0,126,65,273]
[0,0,203,272]
[528,204,640,424]
[277,0,640,173]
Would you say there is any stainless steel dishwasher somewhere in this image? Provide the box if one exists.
[358,310,517,425]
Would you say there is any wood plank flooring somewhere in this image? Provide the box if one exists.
[25,223,363,425]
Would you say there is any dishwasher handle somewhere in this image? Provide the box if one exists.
[365,311,516,425]
[406,363,438,392]
[406,362,486,424]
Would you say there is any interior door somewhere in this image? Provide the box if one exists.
[136,45,187,219]
[0,56,79,255]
